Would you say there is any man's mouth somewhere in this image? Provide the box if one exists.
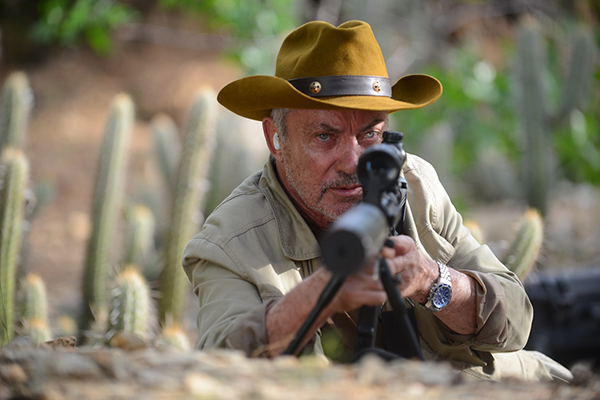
[327,184,362,197]
[319,173,362,201]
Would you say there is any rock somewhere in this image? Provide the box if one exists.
[43,336,77,349]
[0,363,27,384]
[108,332,148,351]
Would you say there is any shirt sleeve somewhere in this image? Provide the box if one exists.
[182,237,276,356]
[225,298,279,356]
[404,155,533,353]
[434,270,508,347]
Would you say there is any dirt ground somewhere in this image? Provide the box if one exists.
[2,16,600,360]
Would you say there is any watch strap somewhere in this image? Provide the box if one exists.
[424,261,452,312]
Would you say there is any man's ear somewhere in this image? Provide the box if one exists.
[262,117,282,159]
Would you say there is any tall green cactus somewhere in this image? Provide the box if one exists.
[107,266,152,341]
[502,209,544,280]
[0,72,32,152]
[513,26,595,215]
[0,148,29,346]
[17,273,51,345]
[554,30,596,124]
[159,89,217,325]
[513,25,550,216]
[80,94,134,338]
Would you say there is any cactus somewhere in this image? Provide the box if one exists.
[122,204,155,269]
[150,113,181,194]
[155,324,191,351]
[159,89,217,325]
[0,72,33,152]
[18,273,49,325]
[463,220,484,244]
[0,148,29,346]
[107,266,152,341]
[513,25,550,216]
[80,94,134,338]
[502,209,544,280]
[513,25,595,215]
[17,273,51,345]
[20,318,51,345]
[553,30,596,124]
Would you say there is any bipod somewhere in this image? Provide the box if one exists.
[353,249,423,361]
[282,247,423,361]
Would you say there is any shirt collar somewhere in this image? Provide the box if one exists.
[259,156,322,261]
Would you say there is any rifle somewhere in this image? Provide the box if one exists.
[283,131,422,360]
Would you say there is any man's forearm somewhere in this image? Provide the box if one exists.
[265,268,334,356]
[265,264,390,356]
[433,267,477,335]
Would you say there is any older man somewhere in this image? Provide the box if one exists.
[183,20,569,381]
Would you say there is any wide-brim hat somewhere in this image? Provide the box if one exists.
[217,20,443,121]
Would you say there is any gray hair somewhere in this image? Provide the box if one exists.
[270,108,293,142]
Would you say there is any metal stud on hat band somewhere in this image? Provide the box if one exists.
[288,75,392,98]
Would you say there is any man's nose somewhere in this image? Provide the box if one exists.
[336,137,362,175]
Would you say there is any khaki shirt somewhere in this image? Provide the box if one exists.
[183,154,552,381]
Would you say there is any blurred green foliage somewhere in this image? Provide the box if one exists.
[395,46,519,176]
[393,28,600,207]
[32,0,137,55]
[30,0,298,71]
[23,0,600,201]
[158,0,299,74]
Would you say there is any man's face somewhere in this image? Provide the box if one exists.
[274,109,388,229]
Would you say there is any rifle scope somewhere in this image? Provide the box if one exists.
[321,131,407,277]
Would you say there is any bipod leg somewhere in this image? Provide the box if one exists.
[282,274,345,356]
[379,258,423,360]
[353,304,381,356]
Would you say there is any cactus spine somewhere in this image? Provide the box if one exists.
[18,273,51,344]
[80,94,134,337]
[0,72,32,152]
[0,148,29,346]
[108,266,152,340]
[502,209,544,280]
[159,89,217,325]
[513,26,595,215]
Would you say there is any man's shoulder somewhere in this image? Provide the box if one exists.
[195,170,275,244]
[404,153,438,178]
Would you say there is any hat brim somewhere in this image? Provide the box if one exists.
[217,74,442,121]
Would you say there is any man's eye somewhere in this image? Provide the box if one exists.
[316,133,330,141]
[365,131,377,139]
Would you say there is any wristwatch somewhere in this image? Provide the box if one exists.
[424,261,452,312]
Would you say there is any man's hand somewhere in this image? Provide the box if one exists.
[381,235,438,304]
[382,235,477,335]
[266,234,477,356]
[326,269,387,314]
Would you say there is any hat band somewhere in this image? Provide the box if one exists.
[288,75,391,98]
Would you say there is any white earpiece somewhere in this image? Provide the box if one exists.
[273,133,280,150]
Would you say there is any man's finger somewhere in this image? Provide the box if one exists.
[388,235,414,255]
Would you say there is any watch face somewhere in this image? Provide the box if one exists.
[432,284,452,309]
